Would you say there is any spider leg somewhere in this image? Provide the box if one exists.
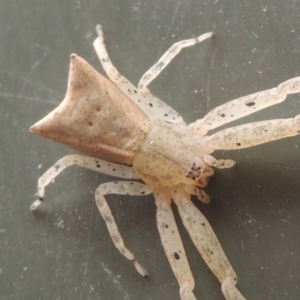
[198,115,300,153]
[30,154,139,210]
[203,154,236,169]
[154,189,196,300]
[189,76,300,135]
[138,32,214,91]
[95,181,152,276]
[172,187,246,300]
[93,25,182,123]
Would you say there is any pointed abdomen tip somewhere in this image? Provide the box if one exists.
[30,122,44,136]
[30,124,36,133]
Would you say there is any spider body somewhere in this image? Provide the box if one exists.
[31,25,300,300]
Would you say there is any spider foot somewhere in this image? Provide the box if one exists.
[132,259,148,277]
[30,198,43,211]
[95,24,104,41]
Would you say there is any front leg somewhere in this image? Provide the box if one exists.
[31,154,139,210]
[172,187,246,300]
[95,181,153,276]
[154,188,196,300]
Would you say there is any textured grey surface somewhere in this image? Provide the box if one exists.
[1,1,300,299]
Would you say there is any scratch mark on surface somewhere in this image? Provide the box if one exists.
[78,213,94,299]
[1,289,35,299]
[2,249,38,274]
[20,46,49,91]
[100,262,130,300]
[0,92,57,104]
[246,213,259,225]
[206,46,218,112]
[254,43,274,70]
[0,67,58,95]
[282,17,298,35]
[280,219,290,223]
[166,0,180,36]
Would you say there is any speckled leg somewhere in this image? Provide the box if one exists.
[95,181,153,276]
[31,154,139,210]
[189,76,300,135]
[154,189,196,300]
[93,25,182,123]
[199,115,300,153]
[203,155,236,169]
[172,187,246,300]
[138,32,214,91]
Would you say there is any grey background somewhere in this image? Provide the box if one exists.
[1,1,300,299]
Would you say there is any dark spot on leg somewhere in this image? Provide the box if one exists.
[157,62,165,70]
[246,101,255,107]
[104,215,113,223]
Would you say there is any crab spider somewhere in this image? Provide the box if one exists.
[30,25,300,300]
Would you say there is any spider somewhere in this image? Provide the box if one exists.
[30,25,300,300]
